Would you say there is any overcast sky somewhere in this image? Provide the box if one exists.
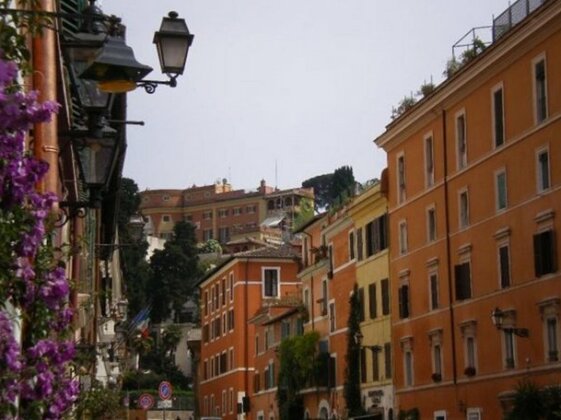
[105,0,509,192]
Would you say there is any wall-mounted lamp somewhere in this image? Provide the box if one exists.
[353,331,382,352]
[491,307,529,337]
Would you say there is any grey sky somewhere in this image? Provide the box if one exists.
[105,0,509,191]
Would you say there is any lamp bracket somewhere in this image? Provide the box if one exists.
[136,75,178,94]
[56,200,90,227]
[503,327,530,338]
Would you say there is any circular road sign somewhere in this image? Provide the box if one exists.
[158,380,173,400]
[138,393,154,410]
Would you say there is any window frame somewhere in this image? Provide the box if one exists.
[536,146,551,193]
[426,205,437,243]
[495,168,508,212]
[262,267,280,298]
[424,132,435,188]
[396,151,406,203]
[429,270,439,311]
[491,83,505,148]
[532,53,548,124]
[398,219,408,255]
[458,188,470,229]
[455,109,467,170]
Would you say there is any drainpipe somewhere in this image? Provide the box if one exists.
[32,0,58,195]
[244,258,250,418]
[442,109,459,384]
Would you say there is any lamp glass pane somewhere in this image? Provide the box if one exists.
[157,37,189,74]
[77,136,117,187]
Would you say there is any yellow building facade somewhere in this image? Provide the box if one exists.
[348,182,393,419]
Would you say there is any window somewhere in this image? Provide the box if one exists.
[329,302,336,332]
[533,55,547,124]
[326,243,334,279]
[371,348,380,382]
[492,85,505,147]
[229,388,234,413]
[228,309,234,331]
[358,287,365,322]
[384,342,392,379]
[539,298,560,362]
[398,220,408,255]
[429,272,439,310]
[466,335,477,371]
[456,111,467,169]
[254,372,261,392]
[229,273,234,302]
[381,279,390,316]
[365,214,388,257]
[203,229,213,241]
[218,227,230,243]
[466,408,482,420]
[321,279,328,316]
[203,210,213,220]
[398,284,410,319]
[162,194,170,201]
[454,262,472,300]
[546,317,559,362]
[246,204,256,214]
[263,268,279,297]
[303,288,310,312]
[495,169,507,211]
[459,189,469,229]
[233,207,242,216]
[424,134,435,187]
[229,348,234,370]
[255,335,260,355]
[397,153,406,203]
[534,230,556,277]
[368,283,377,319]
[498,244,511,288]
[504,329,515,368]
[536,147,550,192]
[427,206,437,242]
[433,344,442,378]
[204,291,209,316]
[221,278,226,306]
[404,350,413,387]
[357,227,364,261]
[348,231,355,261]
[162,214,171,222]
[281,320,291,339]
[218,208,229,218]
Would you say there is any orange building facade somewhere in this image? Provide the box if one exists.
[139,179,313,247]
[375,1,561,418]
[298,208,358,419]
[197,246,301,419]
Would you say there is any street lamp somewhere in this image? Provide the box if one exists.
[491,307,529,337]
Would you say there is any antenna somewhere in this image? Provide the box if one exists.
[275,159,278,189]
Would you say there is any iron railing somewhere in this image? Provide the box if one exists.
[493,0,547,41]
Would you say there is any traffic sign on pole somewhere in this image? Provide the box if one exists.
[138,393,154,410]
[158,380,173,400]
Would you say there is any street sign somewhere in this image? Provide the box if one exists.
[157,400,172,409]
[158,380,173,400]
[138,393,154,410]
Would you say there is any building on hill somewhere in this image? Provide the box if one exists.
[196,244,301,419]
[139,179,314,246]
[375,1,561,418]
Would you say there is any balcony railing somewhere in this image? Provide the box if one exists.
[493,0,546,41]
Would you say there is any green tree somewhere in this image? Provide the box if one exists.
[162,324,183,357]
[302,166,356,211]
[148,221,202,323]
[116,178,151,318]
[74,383,121,420]
[293,197,314,232]
[277,332,320,420]
[344,284,364,418]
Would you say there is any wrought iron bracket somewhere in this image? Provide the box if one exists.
[136,75,178,94]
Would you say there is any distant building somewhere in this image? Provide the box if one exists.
[139,179,313,246]
[197,245,301,419]
[375,1,561,418]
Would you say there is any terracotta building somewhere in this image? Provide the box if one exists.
[197,245,301,419]
[375,1,561,418]
[139,179,313,247]
[249,298,306,420]
[298,206,357,419]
